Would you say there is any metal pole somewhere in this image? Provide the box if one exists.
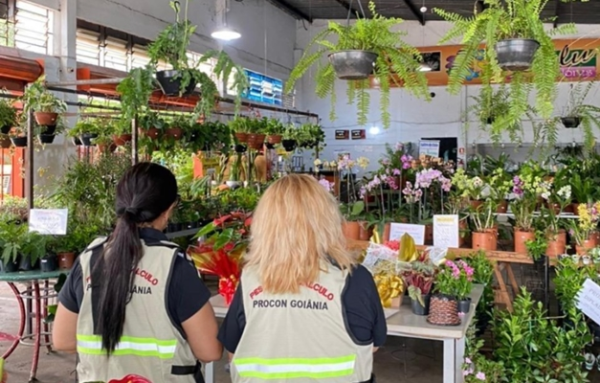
[26,108,34,210]
[44,77,127,87]
[131,116,138,165]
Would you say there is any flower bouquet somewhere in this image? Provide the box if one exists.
[427,260,474,325]
[401,260,435,316]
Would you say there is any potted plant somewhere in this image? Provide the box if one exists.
[22,77,67,126]
[0,95,17,134]
[402,261,434,316]
[19,230,47,271]
[434,0,576,139]
[524,230,547,267]
[8,123,27,147]
[558,82,600,151]
[285,1,429,129]
[245,118,266,150]
[469,199,498,251]
[265,118,285,145]
[0,221,25,272]
[569,202,600,255]
[93,134,116,154]
[166,115,190,140]
[70,119,101,146]
[281,124,299,152]
[111,119,132,146]
[510,174,543,253]
[487,168,512,213]
[340,201,365,241]
[37,116,66,144]
[117,65,156,122]
[429,261,462,325]
[451,169,486,209]
[541,185,571,257]
[138,113,164,140]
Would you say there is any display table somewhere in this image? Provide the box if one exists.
[0,270,66,382]
[206,285,483,383]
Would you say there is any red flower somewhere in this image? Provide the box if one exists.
[213,215,232,227]
[384,241,400,251]
[109,374,152,383]
[223,242,235,252]
[244,217,252,227]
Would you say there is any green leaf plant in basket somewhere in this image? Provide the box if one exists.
[0,91,16,135]
[434,0,576,145]
[21,76,67,127]
[284,1,430,129]
[557,81,600,153]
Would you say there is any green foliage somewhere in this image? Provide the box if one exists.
[559,82,600,153]
[435,0,576,144]
[0,221,26,264]
[554,257,598,311]
[493,288,592,382]
[186,69,219,119]
[524,231,547,261]
[69,119,101,137]
[21,76,67,114]
[463,320,506,383]
[147,0,194,70]
[117,65,156,121]
[285,1,429,128]
[0,94,16,129]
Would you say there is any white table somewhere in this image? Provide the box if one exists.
[205,285,483,383]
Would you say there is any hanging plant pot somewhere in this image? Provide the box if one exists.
[282,139,297,152]
[38,134,56,144]
[10,136,27,147]
[72,137,82,146]
[494,39,540,71]
[156,70,197,96]
[265,142,275,150]
[247,133,266,150]
[166,127,184,140]
[235,144,247,153]
[561,116,581,129]
[267,134,282,144]
[140,127,160,139]
[97,143,116,154]
[328,50,378,80]
[235,132,248,143]
[80,133,98,146]
[0,125,11,134]
[0,135,11,148]
[34,111,58,126]
[43,125,57,135]
[112,134,132,146]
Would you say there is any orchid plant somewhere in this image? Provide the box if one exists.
[569,202,600,246]
[487,168,512,204]
[470,199,498,232]
[541,185,571,236]
[510,174,548,232]
[338,155,369,218]
[452,169,485,201]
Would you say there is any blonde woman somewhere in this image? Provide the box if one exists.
[219,174,386,383]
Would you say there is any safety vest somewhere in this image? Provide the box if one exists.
[231,263,373,383]
[76,237,201,383]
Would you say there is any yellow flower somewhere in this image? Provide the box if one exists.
[357,157,370,169]
[314,159,322,166]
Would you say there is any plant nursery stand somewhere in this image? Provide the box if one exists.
[207,285,483,383]
[0,270,65,382]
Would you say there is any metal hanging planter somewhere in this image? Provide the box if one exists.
[494,39,540,71]
[561,116,582,129]
[329,51,378,80]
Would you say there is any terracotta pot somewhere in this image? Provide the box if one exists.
[0,135,10,149]
[470,200,483,210]
[472,230,497,251]
[563,203,574,214]
[514,229,535,254]
[166,127,184,140]
[140,127,160,139]
[591,231,600,243]
[425,224,433,245]
[576,240,596,256]
[112,134,132,146]
[34,111,58,126]
[97,143,116,154]
[58,252,76,270]
[569,203,580,214]
[546,230,567,258]
[235,132,248,143]
[383,222,391,242]
[342,221,361,241]
[358,221,372,241]
[496,200,508,214]
[267,134,282,144]
[247,133,266,150]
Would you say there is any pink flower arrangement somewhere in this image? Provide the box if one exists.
[415,168,452,192]
[402,182,423,203]
[434,260,474,300]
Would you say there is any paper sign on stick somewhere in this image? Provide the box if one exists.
[433,215,460,249]
[389,223,425,245]
[29,209,68,235]
[576,279,600,326]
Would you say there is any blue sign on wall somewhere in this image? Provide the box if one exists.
[242,69,283,106]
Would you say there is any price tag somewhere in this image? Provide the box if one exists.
[389,223,425,245]
[433,215,460,249]
[577,279,600,325]
[29,209,68,235]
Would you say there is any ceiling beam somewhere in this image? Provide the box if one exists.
[402,0,425,25]
[266,0,313,22]
[553,0,561,28]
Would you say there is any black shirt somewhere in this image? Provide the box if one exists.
[58,228,211,329]
[217,264,387,353]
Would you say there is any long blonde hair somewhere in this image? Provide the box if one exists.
[246,174,355,294]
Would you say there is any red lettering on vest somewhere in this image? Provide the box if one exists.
[249,286,263,299]
[306,282,334,301]
[134,268,159,286]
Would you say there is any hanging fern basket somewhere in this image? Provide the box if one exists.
[328,50,378,80]
[156,70,197,96]
[494,39,540,71]
[561,116,581,129]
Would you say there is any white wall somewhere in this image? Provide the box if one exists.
[76,0,297,79]
[295,20,600,172]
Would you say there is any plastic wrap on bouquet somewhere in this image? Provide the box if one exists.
[362,242,399,272]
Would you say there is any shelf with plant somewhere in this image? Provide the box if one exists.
[434,0,576,142]
[0,94,16,135]
[284,1,430,129]
[8,119,27,148]
[22,77,67,126]
[557,82,600,152]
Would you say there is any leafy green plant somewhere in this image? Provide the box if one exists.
[558,82,600,152]
[434,0,576,143]
[284,1,429,128]
[0,94,16,129]
[0,221,26,265]
[21,231,47,265]
[554,257,598,311]
[21,76,67,114]
[69,119,101,137]
[117,65,156,121]
[524,230,546,261]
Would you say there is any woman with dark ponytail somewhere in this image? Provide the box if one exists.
[53,162,222,382]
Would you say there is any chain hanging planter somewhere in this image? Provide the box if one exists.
[329,51,378,80]
[561,116,582,128]
[494,39,540,71]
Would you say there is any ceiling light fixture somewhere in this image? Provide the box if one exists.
[212,0,241,41]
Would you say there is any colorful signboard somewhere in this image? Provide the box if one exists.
[370,38,600,88]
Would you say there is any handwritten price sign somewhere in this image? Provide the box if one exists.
[29,209,68,235]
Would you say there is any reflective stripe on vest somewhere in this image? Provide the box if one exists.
[233,355,356,380]
[76,335,177,359]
